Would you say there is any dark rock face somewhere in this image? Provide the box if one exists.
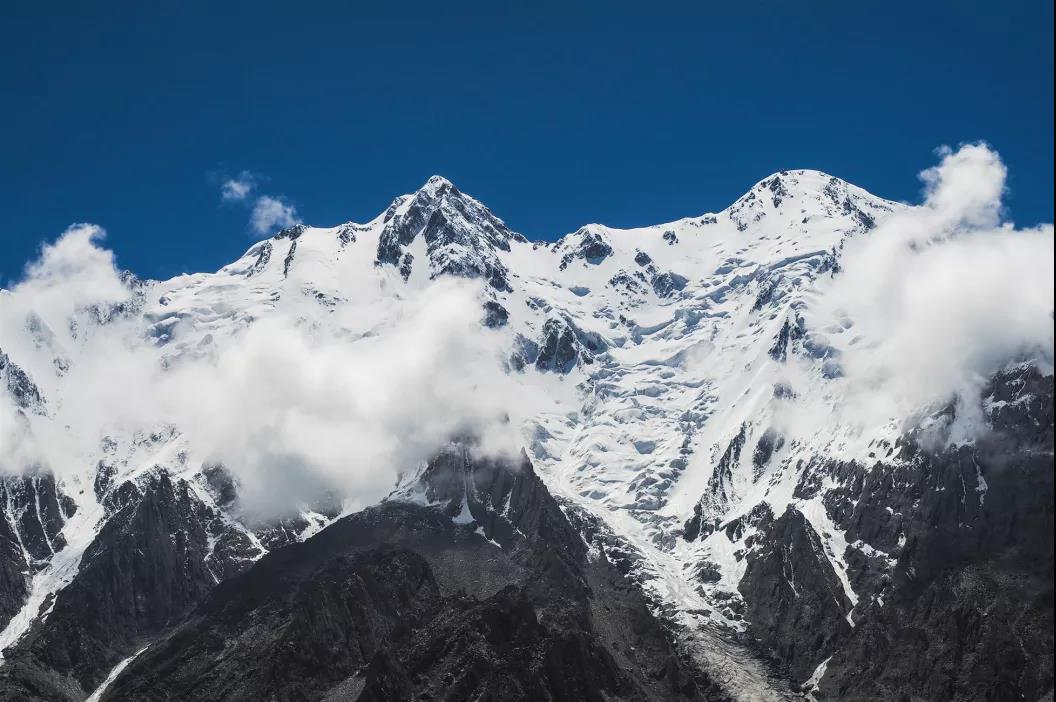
[608,248,687,300]
[282,239,298,277]
[738,506,854,683]
[805,366,1055,701]
[482,300,509,328]
[273,224,307,241]
[682,502,705,543]
[608,271,649,298]
[1,474,76,569]
[111,546,442,702]
[730,365,1055,700]
[337,223,359,247]
[0,472,259,700]
[822,178,879,232]
[651,271,688,299]
[0,473,76,631]
[764,175,790,208]
[684,424,749,542]
[509,333,541,371]
[533,316,607,374]
[752,277,778,311]
[245,240,272,276]
[751,428,783,478]
[0,512,29,634]
[0,349,45,414]
[535,318,583,373]
[767,315,805,362]
[99,447,716,701]
[710,425,748,510]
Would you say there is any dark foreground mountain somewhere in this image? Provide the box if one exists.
[2,447,723,701]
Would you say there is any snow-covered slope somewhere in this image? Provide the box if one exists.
[1,169,1051,701]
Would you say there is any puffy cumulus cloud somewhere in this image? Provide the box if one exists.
[0,223,131,427]
[918,144,1006,228]
[10,224,128,323]
[249,195,300,236]
[809,143,1054,435]
[1,230,526,520]
[220,170,257,202]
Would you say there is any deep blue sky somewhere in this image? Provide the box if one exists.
[2,1,1052,283]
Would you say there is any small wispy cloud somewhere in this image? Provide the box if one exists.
[218,170,302,236]
[221,171,257,202]
[250,195,300,235]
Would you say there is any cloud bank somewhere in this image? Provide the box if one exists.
[809,143,1054,434]
[0,229,520,520]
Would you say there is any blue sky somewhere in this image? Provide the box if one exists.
[1,0,1052,283]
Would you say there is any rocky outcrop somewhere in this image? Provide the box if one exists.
[0,473,76,631]
[0,471,260,700]
[806,367,1055,700]
[730,365,1055,700]
[534,316,607,374]
[482,300,509,328]
[767,316,804,362]
[1,474,75,570]
[375,176,515,291]
[0,349,45,415]
[535,318,584,373]
[738,506,854,683]
[558,228,613,270]
[0,515,29,635]
[684,424,750,541]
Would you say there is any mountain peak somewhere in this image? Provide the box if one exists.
[375,175,514,290]
[723,168,893,232]
[419,175,458,196]
[747,169,843,198]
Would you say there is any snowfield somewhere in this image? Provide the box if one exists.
[2,151,1053,699]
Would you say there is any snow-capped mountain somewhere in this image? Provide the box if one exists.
[1,164,1052,701]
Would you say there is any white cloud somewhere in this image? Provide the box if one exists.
[1,227,522,519]
[220,171,257,202]
[218,170,302,236]
[808,143,1054,435]
[1,223,132,477]
[0,224,128,346]
[250,195,300,236]
[153,280,522,517]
